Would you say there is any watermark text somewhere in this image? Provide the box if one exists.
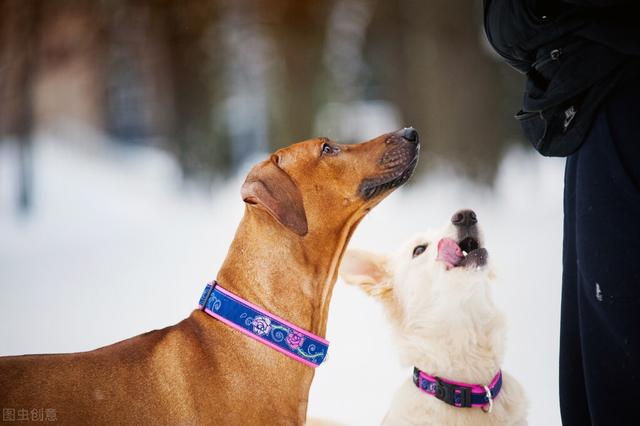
[2,408,57,422]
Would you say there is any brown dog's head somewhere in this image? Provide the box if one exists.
[241,127,420,237]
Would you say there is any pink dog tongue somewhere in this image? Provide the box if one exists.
[437,238,463,267]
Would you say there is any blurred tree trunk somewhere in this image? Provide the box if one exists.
[103,0,173,145]
[152,0,225,177]
[0,0,40,212]
[259,0,331,149]
[369,0,522,182]
[35,0,107,137]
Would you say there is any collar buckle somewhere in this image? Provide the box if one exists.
[434,377,472,408]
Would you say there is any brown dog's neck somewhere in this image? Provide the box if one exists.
[191,207,360,423]
[215,207,355,337]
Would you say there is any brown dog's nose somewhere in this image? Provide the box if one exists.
[396,127,419,144]
[451,209,477,227]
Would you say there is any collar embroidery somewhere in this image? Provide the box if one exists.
[198,281,329,367]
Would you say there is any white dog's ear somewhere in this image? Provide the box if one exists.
[340,249,392,299]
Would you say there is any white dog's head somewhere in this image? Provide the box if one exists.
[341,209,505,379]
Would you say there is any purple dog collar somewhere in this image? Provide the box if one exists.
[413,366,502,411]
[198,281,329,368]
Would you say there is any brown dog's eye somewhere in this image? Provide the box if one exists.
[321,143,339,156]
[412,244,427,258]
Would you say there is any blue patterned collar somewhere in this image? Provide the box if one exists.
[198,281,329,367]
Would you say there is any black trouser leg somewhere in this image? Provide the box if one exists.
[560,65,640,426]
[560,153,591,424]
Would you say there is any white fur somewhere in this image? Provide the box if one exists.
[341,216,528,425]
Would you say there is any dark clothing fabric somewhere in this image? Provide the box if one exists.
[484,1,640,156]
[484,1,640,423]
[561,63,640,424]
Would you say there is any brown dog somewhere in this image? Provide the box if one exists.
[0,128,419,425]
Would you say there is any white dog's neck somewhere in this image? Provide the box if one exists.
[397,287,506,386]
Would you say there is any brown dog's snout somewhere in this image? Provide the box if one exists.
[357,127,420,200]
[451,209,477,227]
[394,127,419,144]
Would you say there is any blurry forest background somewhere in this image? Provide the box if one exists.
[0,0,524,213]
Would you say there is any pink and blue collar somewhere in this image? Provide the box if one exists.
[198,281,329,368]
[413,366,502,411]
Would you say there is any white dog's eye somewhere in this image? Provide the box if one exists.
[412,244,427,258]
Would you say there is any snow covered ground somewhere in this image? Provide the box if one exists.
[0,136,564,425]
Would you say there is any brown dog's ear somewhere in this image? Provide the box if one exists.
[340,249,392,299]
[241,156,308,236]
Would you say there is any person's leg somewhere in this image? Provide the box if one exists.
[560,144,592,425]
[572,64,640,425]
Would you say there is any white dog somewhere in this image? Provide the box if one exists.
[340,209,528,425]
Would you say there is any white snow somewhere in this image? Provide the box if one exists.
[0,136,564,425]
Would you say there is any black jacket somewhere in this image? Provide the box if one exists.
[484,0,640,156]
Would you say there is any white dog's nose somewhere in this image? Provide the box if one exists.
[451,209,477,227]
